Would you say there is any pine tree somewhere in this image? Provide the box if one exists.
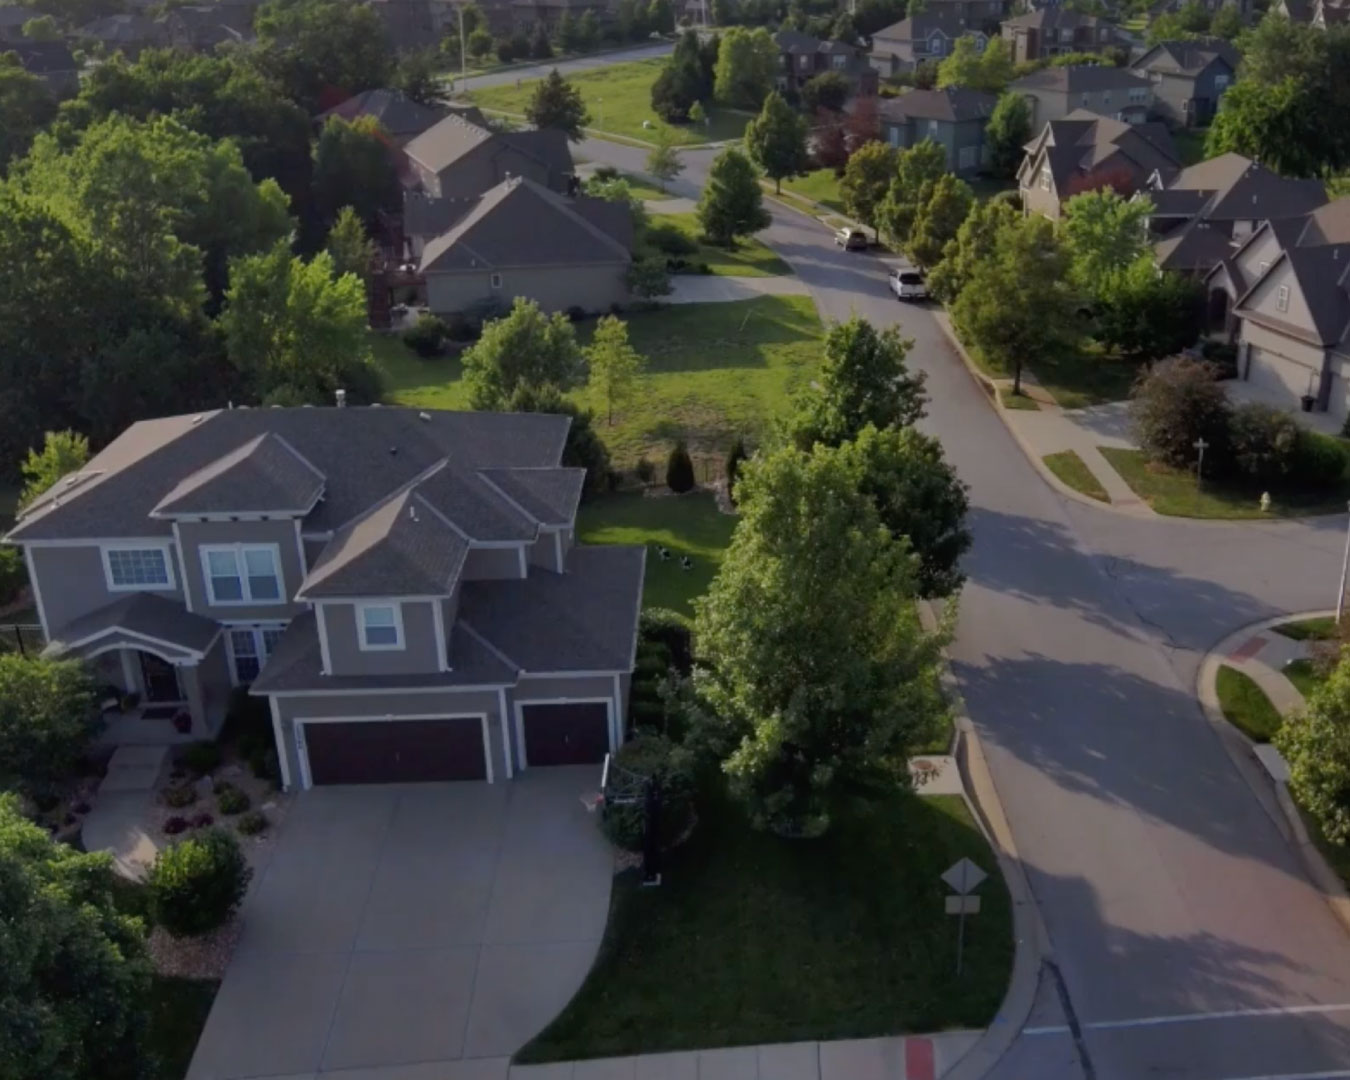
[525,69,589,141]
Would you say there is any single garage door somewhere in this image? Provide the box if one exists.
[521,702,610,766]
[304,717,486,785]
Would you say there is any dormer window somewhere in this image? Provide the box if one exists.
[359,603,404,650]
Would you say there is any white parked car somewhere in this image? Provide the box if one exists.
[889,268,928,301]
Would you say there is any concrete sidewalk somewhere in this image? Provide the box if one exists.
[1223,627,1312,717]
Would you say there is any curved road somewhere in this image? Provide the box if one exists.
[579,137,1350,1079]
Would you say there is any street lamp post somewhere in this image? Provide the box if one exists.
[1337,500,1350,624]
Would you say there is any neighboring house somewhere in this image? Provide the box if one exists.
[418,176,632,316]
[510,0,608,30]
[1017,108,1179,218]
[1274,0,1347,23]
[159,5,251,51]
[368,0,451,52]
[1000,8,1126,64]
[772,29,878,96]
[878,86,997,175]
[318,88,465,146]
[0,6,40,42]
[917,0,1008,32]
[404,114,574,199]
[1147,153,1327,279]
[6,41,79,97]
[1203,197,1350,420]
[3,406,645,788]
[1129,37,1238,127]
[868,11,988,76]
[76,13,168,58]
[1010,64,1154,126]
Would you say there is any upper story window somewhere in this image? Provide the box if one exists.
[103,545,174,592]
[1040,167,1052,190]
[799,54,811,69]
[1060,28,1073,41]
[831,54,845,69]
[201,544,282,605]
[1214,74,1230,89]
[358,603,404,651]
[1276,284,1290,312]
[1080,92,1090,106]
[1103,91,1112,105]
[1099,26,1109,39]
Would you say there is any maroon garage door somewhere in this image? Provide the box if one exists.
[521,702,610,766]
[304,717,486,785]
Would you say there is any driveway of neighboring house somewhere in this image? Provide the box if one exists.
[186,767,613,1080]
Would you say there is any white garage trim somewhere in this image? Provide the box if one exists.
[512,696,616,770]
[496,687,514,780]
[269,696,292,791]
[294,712,492,790]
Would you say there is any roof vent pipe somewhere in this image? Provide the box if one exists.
[335,388,346,408]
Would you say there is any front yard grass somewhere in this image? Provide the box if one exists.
[619,172,673,201]
[1043,450,1109,502]
[1099,447,1350,519]
[1215,664,1282,742]
[577,491,734,618]
[1171,128,1208,167]
[465,59,749,146]
[1031,349,1144,409]
[781,168,846,213]
[1274,617,1338,642]
[518,789,1012,1062]
[647,212,791,277]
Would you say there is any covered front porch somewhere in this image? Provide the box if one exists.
[43,593,233,744]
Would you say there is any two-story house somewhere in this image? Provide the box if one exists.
[1129,37,1238,127]
[1010,64,1154,127]
[6,41,80,98]
[3,406,645,788]
[772,29,878,97]
[403,114,574,199]
[1000,8,1126,64]
[868,11,988,76]
[1018,109,1179,219]
[1277,0,1350,24]
[878,87,998,175]
[318,88,468,147]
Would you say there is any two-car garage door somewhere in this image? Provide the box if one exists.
[304,717,487,785]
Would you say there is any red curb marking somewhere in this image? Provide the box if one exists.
[905,1037,935,1080]
[1229,635,1267,661]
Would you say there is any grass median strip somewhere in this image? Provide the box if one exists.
[1215,664,1282,742]
[1043,450,1109,502]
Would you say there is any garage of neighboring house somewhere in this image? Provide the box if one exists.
[1245,344,1322,410]
[516,701,612,767]
[299,715,491,785]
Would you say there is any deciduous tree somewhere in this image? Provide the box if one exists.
[697,146,771,245]
[253,0,395,111]
[877,137,945,247]
[393,48,448,107]
[18,430,89,510]
[1277,651,1350,843]
[985,90,1031,179]
[936,34,1012,92]
[712,25,778,109]
[927,193,1019,301]
[463,297,585,408]
[0,54,56,171]
[1129,354,1231,468]
[744,89,808,192]
[1095,255,1204,362]
[840,139,896,241]
[646,132,684,189]
[525,68,590,141]
[0,654,97,795]
[801,69,849,112]
[906,172,973,269]
[312,113,400,230]
[325,204,375,281]
[586,314,646,424]
[1060,188,1153,299]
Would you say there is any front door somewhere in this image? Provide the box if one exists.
[138,652,182,703]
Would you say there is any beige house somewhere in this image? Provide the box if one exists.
[1010,64,1154,128]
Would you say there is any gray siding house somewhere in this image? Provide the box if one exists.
[415,176,632,316]
[4,407,644,789]
[403,114,574,199]
[1129,37,1238,127]
[878,87,997,175]
[868,11,988,76]
[1010,64,1155,127]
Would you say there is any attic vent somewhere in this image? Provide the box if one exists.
[418,411,432,421]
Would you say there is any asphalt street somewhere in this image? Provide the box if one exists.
[575,137,1350,1079]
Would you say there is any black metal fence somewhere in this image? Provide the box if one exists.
[0,624,45,656]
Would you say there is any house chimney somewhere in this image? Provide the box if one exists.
[335,388,346,408]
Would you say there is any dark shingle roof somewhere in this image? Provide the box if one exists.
[1284,246,1350,345]
[1132,37,1239,77]
[873,8,979,42]
[879,86,997,124]
[1027,110,1178,193]
[402,191,468,238]
[459,545,645,672]
[1161,152,1327,224]
[413,464,539,541]
[1012,64,1150,94]
[319,88,451,140]
[477,468,586,526]
[44,593,221,657]
[152,432,325,516]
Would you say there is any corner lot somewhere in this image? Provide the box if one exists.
[187,767,612,1079]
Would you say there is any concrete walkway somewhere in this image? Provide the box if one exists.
[667,274,809,304]
[1223,627,1313,717]
[82,745,165,879]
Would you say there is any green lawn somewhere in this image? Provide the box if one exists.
[1215,664,1282,742]
[1284,658,1325,701]
[1100,447,1350,519]
[781,168,846,213]
[367,329,470,411]
[577,491,735,617]
[1275,617,1338,642]
[999,386,1039,410]
[619,172,674,201]
[466,59,749,146]
[969,176,1017,203]
[1043,450,1109,502]
[518,790,1012,1063]
[1031,349,1145,409]
[149,977,220,1080]
[1171,128,1208,167]
[647,212,791,277]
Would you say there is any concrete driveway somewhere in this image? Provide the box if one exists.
[187,767,612,1080]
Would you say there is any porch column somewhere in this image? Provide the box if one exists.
[120,648,138,695]
[178,664,210,738]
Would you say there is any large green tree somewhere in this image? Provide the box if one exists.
[1095,256,1204,363]
[984,91,1031,179]
[312,114,400,231]
[585,314,645,424]
[253,0,395,111]
[463,297,585,409]
[906,172,973,269]
[877,138,946,249]
[1060,188,1153,300]
[693,442,946,835]
[219,243,378,405]
[18,430,88,510]
[0,655,97,794]
[1277,649,1350,843]
[0,793,152,1080]
[712,26,778,109]
[0,54,56,172]
[744,90,808,193]
[525,68,590,141]
[840,140,897,241]
[936,34,1013,92]
[788,316,927,448]
[927,192,1020,302]
[325,204,375,281]
[697,146,771,246]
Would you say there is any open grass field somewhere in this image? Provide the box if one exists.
[781,168,846,213]
[466,59,749,145]
[519,790,1011,1062]
[647,212,791,277]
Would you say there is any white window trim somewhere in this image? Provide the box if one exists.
[199,542,285,606]
[101,542,176,593]
[357,602,405,651]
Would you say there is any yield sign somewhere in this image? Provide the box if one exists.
[941,857,987,896]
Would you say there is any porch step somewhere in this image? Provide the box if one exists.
[98,745,169,795]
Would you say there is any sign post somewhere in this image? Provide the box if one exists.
[941,858,987,977]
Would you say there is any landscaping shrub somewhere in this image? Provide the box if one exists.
[402,313,449,358]
[236,810,269,836]
[1202,339,1239,380]
[635,457,656,483]
[181,741,221,777]
[600,734,696,852]
[640,608,693,673]
[222,687,279,784]
[216,785,250,816]
[666,439,696,493]
[161,784,196,809]
[1292,430,1350,490]
[0,545,27,606]
[1228,402,1300,485]
[593,165,619,181]
[149,828,252,937]
[646,222,699,256]
[725,437,747,504]
[1276,649,1350,843]
[1129,355,1231,470]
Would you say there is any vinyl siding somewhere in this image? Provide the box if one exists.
[1243,260,1317,335]
[29,542,185,634]
[177,518,306,621]
[322,599,443,676]
[425,263,629,318]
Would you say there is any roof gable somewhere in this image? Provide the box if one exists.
[151,432,325,517]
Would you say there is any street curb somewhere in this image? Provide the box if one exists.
[1197,611,1350,939]
[919,601,1050,1080]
